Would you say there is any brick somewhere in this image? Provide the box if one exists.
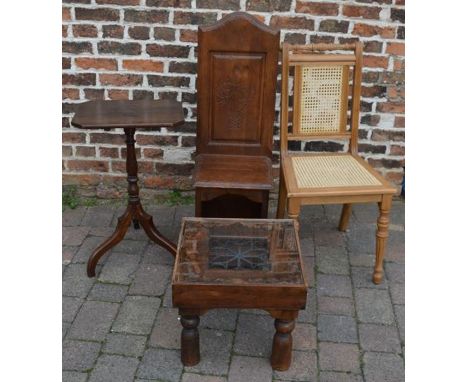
[98,253,140,285]
[394,305,404,341]
[363,352,404,382]
[129,263,171,296]
[128,25,149,40]
[359,143,386,154]
[364,40,384,53]
[137,348,182,381]
[149,308,180,349]
[201,309,238,331]
[67,160,109,172]
[62,297,83,323]
[296,1,338,15]
[147,0,191,7]
[147,43,190,58]
[63,57,71,69]
[353,23,395,38]
[359,323,401,352]
[62,41,93,54]
[169,61,197,74]
[122,59,163,73]
[234,313,271,357]
[247,0,291,12]
[63,88,80,100]
[355,288,394,324]
[284,32,306,44]
[390,145,405,156]
[62,24,68,37]
[141,148,163,159]
[304,141,344,152]
[63,102,77,114]
[270,16,315,30]
[318,296,354,316]
[155,162,194,176]
[88,281,128,303]
[319,342,360,373]
[112,296,161,335]
[62,226,90,246]
[376,101,405,113]
[317,274,352,298]
[174,11,217,25]
[62,7,71,21]
[229,355,272,382]
[386,42,405,56]
[186,329,233,375]
[361,114,380,126]
[179,29,198,42]
[72,24,98,38]
[68,301,119,341]
[320,20,349,33]
[273,351,317,381]
[132,90,153,100]
[391,8,405,23]
[362,85,386,98]
[98,41,141,55]
[293,322,317,350]
[96,0,139,4]
[198,0,240,10]
[75,57,117,71]
[316,245,349,274]
[103,333,146,357]
[182,375,226,382]
[62,145,73,157]
[63,132,86,144]
[84,88,105,101]
[148,75,190,87]
[371,129,404,142]
[63,340,101,372]
[90,132,124,144]
[318,314,358,343]
[99,73,143,86]
[75,7,120,21]
[102,25,124,38]
[320,372,363,382]
[135,134,178,146]
[181,136,196,147]
[310,35,335,44]
[343,4,382,19]
[364,55,389,69]
[108,89,129,100]
[154,27,176,41]
[125,9,168,23]
[62,371,88,382]
[397,26,405,39]
[89,355,139,382]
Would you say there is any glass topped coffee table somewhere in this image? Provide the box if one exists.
[172,218,308,371]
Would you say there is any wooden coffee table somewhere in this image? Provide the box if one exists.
[172,218,307,371]
[71,99,184,277]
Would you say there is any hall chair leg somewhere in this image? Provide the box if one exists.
[338,203,352,231]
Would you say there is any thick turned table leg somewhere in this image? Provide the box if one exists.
[180,315,200,366]
[271,318,296,371]
[373,195,392,284]
[86,127,176,277]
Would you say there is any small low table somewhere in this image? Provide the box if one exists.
[71,99,185,277]
[172,218,307,371]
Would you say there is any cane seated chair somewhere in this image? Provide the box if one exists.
[193,12,279,218]
[276,42,396,284]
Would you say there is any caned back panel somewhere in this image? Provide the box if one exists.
[196,12,279,157]
[293,65,349,136]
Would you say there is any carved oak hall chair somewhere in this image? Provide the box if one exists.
[276,43,396,284]
[193,12,279,218]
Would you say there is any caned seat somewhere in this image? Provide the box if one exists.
[277,43,397,284]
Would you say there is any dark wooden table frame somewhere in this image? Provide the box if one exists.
[71,100,185,277]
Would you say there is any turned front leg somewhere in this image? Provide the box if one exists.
[373,195,392,284]
[180,315,200,366]
[271,318,295,371]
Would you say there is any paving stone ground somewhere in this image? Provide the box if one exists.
[63,201,405,382]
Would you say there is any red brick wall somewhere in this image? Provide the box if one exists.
[62,0,405,198]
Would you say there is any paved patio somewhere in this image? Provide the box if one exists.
[63,200,404,382]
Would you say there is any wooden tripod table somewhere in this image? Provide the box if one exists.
[71,99,185,277]
[172,218,308,371]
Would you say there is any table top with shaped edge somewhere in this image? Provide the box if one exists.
[71,99,185,130]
